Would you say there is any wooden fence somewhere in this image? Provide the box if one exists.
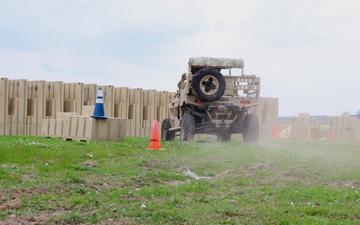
[0,78,9,135]
[290,113,320,140]
[257,97,279,138]
[0,77,278,139]
[286,113,360,143]
[330,115,360,142]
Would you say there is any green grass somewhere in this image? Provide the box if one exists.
[0,136,359,224]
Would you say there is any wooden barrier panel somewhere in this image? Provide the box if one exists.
[103,85,115,117]
[56,112,80,120]
[0,78,9,135]
[7,80,28,135]
[126,120,132,137]
[69,116,79,138]
[355,120,360,143]
[83,84,97,106]
[255,97,279,138]
[55,119,63,137]
[64,83,83,114]
[26,81,46,136]
[330,115,359,141]
[42,116,69,139]
[128,88,144,137]
[143,90,157,136]
[156,91,169,124]
[260,98,266,136]
[268,98,279,137]
[90,117,126,141]
[167,92,176,109]
[41,119,49,137]
[43,115,126,141]
[114,87,129,119]
[62,116,71,138]
[291,113,319,140]
[82,105,94,117]
[43,112,81,138]
[143,90,157,120]
[45,81,64,119]
[48,119,57,137]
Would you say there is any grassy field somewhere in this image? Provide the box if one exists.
[0,136,359,225]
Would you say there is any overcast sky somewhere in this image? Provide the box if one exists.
[0,0,359,116]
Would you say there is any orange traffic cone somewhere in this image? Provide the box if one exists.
[272,125,279,139]
[147,120,163,150]
[327,128,334,142]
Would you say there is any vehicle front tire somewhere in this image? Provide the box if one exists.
[217,131,231,142]
[243,114,259,143]
[180,112,195,141]
[161,118,175,141]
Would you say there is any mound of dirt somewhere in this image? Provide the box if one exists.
[244,163,272,176]
[0,210,64,225]
[0,188,46,211]
[341,180,360,189]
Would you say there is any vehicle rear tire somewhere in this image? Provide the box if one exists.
[230,113,243,134]
[180,112,195,141]
[217,131,231,142]
[192,67,226,102]
[243,114,259,143]
[161,118,175,141]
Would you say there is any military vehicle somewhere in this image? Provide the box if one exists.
[161,57,260,142]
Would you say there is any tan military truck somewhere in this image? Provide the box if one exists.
[161,57,260,142]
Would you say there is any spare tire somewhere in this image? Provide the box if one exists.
[161,118,175,141]
[192,68,226,102]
